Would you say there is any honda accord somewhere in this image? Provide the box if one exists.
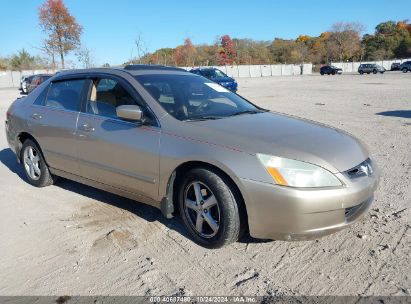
[5,65,379,248]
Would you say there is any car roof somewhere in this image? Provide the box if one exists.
[54,65,192,79]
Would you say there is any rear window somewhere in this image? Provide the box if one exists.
[44,79,86,111]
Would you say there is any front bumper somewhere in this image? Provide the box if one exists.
[240,170,379,241]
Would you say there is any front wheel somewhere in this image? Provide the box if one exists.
[403,68,408,73]
[178,168,243,248]
[359,70,364,75]
[320,71,324,75]
[21,139,57,187]
[373,69,377,74]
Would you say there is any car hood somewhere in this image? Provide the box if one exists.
[182,112,369,173]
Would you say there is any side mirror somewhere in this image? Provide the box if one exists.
[116,105,143,122]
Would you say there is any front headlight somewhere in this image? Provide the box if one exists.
[257,154,342,188]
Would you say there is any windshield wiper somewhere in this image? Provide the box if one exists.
[183,116,223,122]
[230,110,263,116]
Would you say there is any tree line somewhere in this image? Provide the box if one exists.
[139,20,411,67]
[0,0,410,71]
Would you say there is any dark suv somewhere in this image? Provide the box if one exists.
[189,68,238,92]
[27,74,53,94]
[400,61,411,73]
[320,65,342,75]
[358,64,385,74]
[390,62,401,71]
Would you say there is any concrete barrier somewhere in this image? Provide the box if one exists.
[249,65,262,77]
[238,65,251,78]
[0,64,315,89]
[261,65,271,77]
[271,65,282,76]
[225,65,239,78]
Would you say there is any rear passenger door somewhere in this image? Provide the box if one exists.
[28,78,87,174]
[76,75,160,201]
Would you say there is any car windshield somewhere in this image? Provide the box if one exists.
[135,74,263,121]
[201,69,226,78]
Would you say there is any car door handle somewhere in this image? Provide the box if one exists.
[31,113,42,120]
[79,123,95,132]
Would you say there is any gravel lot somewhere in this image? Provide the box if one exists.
[0,72,410,296]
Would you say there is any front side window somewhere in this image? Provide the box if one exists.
[136,74,263,121]
[45,79,85,111]
[86,78,141,119]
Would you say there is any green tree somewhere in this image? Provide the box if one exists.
[363,20,411,59]
[10,49,35,70]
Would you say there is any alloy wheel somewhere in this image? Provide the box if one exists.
[23,146,41,180]
[183,181,220,238]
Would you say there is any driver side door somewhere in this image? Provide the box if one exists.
[76,76,160,201]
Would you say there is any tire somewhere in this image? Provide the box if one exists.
[331,70,335,75]
[402,68,408,73]
[359,70,364,75]
[367,72,371,74]
[320,71,324,75]
[20,139,57,187]
[178,167,243,248]
[373,69,377,74]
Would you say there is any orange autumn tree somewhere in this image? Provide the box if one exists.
[173,38,197,66]
[39,0,82,68]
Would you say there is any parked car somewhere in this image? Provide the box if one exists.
[189,67,238,92]
[320,65,342,75]
[19,75,35,94]
[27,74,53,94]
[390,62,401,71]
[399,61,411,73]
[358,64,385,74]
[5,65,379,248]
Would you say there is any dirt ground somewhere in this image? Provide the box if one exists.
[0,72,409,296]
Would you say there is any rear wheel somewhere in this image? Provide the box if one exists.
[331,70,336,75]
[373,69,377,74]
[359,70,364,75]
[21,139,57,187]
[320,71,324,75]
[403,68,408,73]
[178,168,243,248]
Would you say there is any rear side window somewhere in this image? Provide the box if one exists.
[33,84,49,105]
[45,79,85,111]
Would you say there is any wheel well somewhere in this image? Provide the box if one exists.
[166,161,249,230]
[16,132,42,162]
